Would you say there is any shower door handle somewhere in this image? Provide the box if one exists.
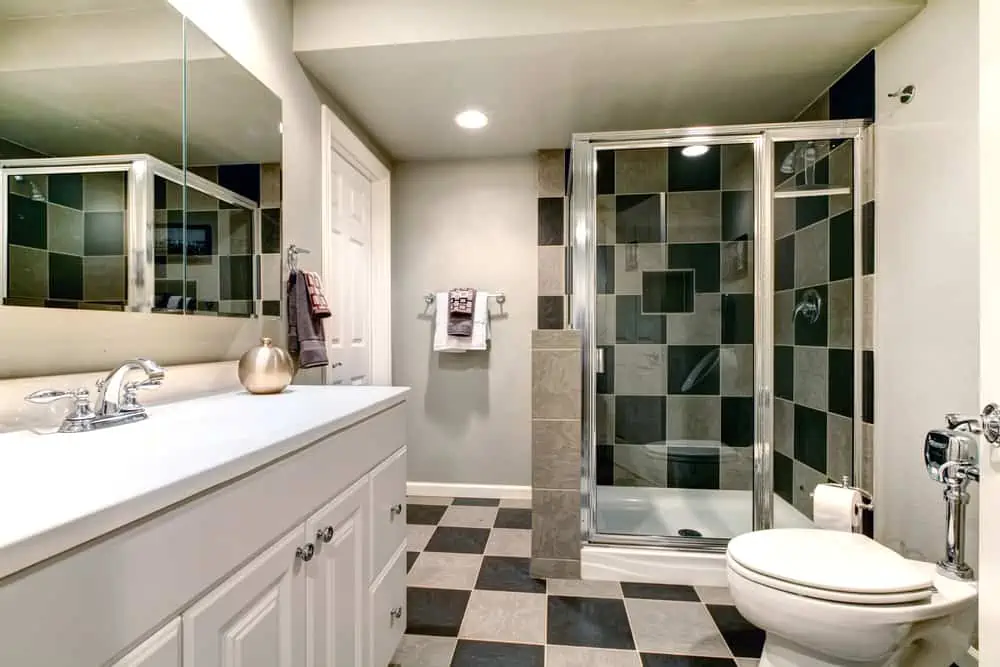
[595,347,605,374]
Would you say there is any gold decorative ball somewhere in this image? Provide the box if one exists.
[238,337,293,394]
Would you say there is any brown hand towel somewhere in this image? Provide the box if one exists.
[447,288,476,337]
[303,271,331,318]
[287,270,329,369]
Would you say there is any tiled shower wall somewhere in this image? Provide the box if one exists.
[6,171,128,310]
[537,150,571,329]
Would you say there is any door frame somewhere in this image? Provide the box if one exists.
[320,105,392,385]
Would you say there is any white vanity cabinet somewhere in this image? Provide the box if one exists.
[0,388,409,667]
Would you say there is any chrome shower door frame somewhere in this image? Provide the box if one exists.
[572,120,868,551]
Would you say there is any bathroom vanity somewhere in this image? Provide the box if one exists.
[0,385,409,667]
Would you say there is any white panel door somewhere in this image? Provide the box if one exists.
[325,148,372,385]
[183,526,306,667]
[305,478,369,667]
[111,618,182,667]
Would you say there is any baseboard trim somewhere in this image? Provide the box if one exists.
[407,482,531,500]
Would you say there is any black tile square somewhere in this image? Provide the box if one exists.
[407,504,447,525]
[597,245,615,293]
[617,194,663,243]
[597,444,615,484]
[795,195,829,230]
[863,350,874,424]
[862,201,875,275]
[615,395,666,445]
[774,234,795,291]
[425,526,491,554]
[616,295,666,343]
[668,145,721,192]
[722,190,753,242]
[797,155,831,187]
[454,497,501,506]
[218,163,261,203]
[83,212,125,256]
[494,508,532,530]
[538,295,564,329]
[774,142,798,186]
[261,208,281,254]
[641,655,738,667]
[643,270,694,313]
[774,345,794,401]
[262,300,281,317]
[795,285,828,347]
[407,551,419,573]
[547,596,635,649]
[48,252,83,301]
[7,193,47,249]
[829,50,875,122]
[48,173,83,210]
[538,197,565,245]
[451,640,544,667]
[722,397,754,448]
[828,209,854,282]
[220,255,253,300]
[794,404,828,474]
[565,244,574,295]
[667,443,720,490]
[668,243,720,293]
[406,587,470,637]
[476,556,546,593]
[721,294,753,344]
[154,175,167,210]
[621,582,699,602]
[667,345,720,395]
[775,451,793,504]
[597,149,616,195]
[828,348,854,418]
[597,345,614,394]
[707,604,766,658]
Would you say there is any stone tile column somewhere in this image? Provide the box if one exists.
[530,329,582,579]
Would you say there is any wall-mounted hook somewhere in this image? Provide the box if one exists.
[888,84,916,104]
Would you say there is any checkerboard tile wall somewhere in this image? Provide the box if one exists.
[396,496,764,667]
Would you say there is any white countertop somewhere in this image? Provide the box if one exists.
[0,385,409,580]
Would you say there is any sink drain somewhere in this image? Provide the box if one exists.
[678,528,703,537]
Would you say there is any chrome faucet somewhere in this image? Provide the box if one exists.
[25,358,165,433]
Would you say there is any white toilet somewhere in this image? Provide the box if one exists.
[726,528,977,667]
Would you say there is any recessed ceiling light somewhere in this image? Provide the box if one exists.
[681,144,710,158]
[455,109,488,130]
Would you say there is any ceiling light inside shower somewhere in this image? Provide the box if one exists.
[681,144,709,158]
[455,109,488,130]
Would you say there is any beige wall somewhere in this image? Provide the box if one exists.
[392,158,537,486]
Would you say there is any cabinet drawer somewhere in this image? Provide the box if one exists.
[369,544,406,667]
[369,446,407,578]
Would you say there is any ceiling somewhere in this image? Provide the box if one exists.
[0,0,154,20]
[295,1,924,160]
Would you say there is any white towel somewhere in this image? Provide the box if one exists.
[433,291,491,353]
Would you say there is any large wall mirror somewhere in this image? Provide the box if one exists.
[0,1,282,377]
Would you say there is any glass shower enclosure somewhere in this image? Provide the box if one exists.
[572,120,867,551]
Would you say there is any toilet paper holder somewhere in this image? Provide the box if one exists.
[810,476,874,512]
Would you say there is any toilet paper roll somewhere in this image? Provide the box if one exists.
[812,483,862,532]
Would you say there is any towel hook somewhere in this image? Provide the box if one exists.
[287,244,310,272]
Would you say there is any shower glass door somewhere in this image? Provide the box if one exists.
[583,136,762,545]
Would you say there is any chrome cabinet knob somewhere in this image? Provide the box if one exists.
[316,526,334,543]
[295,544,315,562]
[389,606,403,625]
[389,503,403,520]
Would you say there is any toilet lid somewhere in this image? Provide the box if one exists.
[727,529,934,599]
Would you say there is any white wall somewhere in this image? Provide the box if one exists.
[392,158,537,487]
[875,0,980,565]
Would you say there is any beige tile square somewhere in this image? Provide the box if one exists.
[794,346,828,411]
[615,244,666,295]
[529,557,580,579]
[407,524,436,552]
[774,197,796,239]
[828,278,854,349]
[624,599,730,656]
[439,505,498,528]
[596,394,614,445]
[829,140,853,189]
[614,148,667,194]
[736,660,761,667]
[538,149,567,197]
[666,396,721,441]
[827,413,853,484]
[774,398,794,458]
[533,419,580,490]
[260,163,281,208]
[392,635,456,667]
[695,585,734,605]
[793,461,828,519]
[720,445,753,491]
[667,293,721,344]
[84,256,125,302]
[538,245,565,296]
[614,344,667,395]
[532,489,580,559]
[795,219,829,288]
[863,274,874,350]
[721,240,753,294]
[532,349,581,419]
[596,294,616,345]
[407,552,482,590]
[500,497,532,509]
[722,144,754,191]
[545,578,622,598]
[667,191,721,243]
[459,590,546,644]
[721,344,753,397]
[532,329,581,350]
[485,528,531,557]
[613,444,667,487]
[83,172,125,212]
[47,204,84,256]
[597,195,616,244]
[546,646,640,667]
[774,290,794,346]
[186,185,218,212]
[7,245,48,299]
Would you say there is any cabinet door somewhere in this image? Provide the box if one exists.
[305,476,370,667]
[183,526,307,667]
[111,618,182,667]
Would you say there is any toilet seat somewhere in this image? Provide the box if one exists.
[727,529,934,605]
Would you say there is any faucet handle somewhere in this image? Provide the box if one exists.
[25,388,96,427]
[121,378,161,412]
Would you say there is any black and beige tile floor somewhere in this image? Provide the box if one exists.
[396,496,763,667]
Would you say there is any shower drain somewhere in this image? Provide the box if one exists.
[678,528,703,537]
